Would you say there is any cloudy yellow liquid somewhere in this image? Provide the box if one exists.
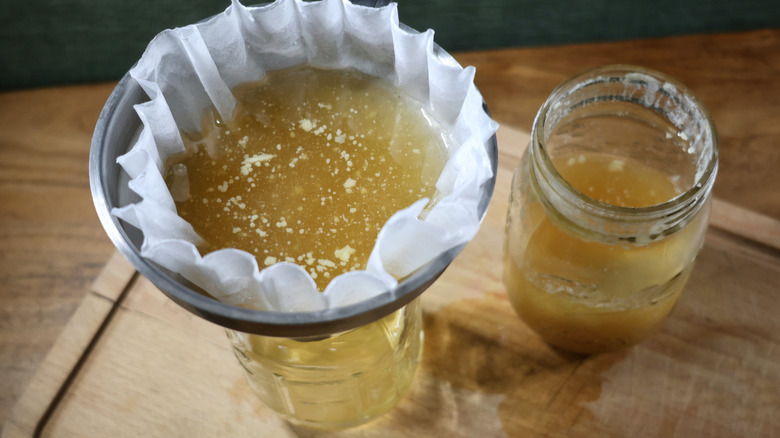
[505,154,706,354]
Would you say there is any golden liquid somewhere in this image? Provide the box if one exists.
[505,154,707,354]
[228,300,423,429]
[169,66,447,291]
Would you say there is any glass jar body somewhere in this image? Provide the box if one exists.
[503,65,718,354]
[504,152,710,354]
[227,299,423,429]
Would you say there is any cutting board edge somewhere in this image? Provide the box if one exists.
[2,265,138,438]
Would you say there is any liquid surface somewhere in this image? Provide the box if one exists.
[505,153,707,354]
[556,153,680,207]
[169,66,447,291]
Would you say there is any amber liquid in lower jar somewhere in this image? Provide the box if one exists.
[504,67,718,355]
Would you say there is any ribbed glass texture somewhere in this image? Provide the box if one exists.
[227,299,423,429]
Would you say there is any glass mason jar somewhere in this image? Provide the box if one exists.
[504,65,718,354]
[226,299,423,429]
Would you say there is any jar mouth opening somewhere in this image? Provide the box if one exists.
[532,64,719,222]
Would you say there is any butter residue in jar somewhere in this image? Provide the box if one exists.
[167,66,448,291]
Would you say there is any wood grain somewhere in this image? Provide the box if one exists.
[0,83,118,426]
[4,126,779,438]
[1,253,137,438]
[1,30,779,430]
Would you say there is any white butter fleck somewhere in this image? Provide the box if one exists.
[334,245,356,263]
[241,153,275,175]
[298,118,316,132]
[318,259,337,268]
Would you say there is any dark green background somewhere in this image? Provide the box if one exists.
[2,0,778,90]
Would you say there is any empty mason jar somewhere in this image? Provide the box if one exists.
[503,65,718,354]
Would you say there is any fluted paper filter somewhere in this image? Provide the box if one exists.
[113,0,498,312]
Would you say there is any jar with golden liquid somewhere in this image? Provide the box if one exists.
[226,299,423,430]
[504,65,718,354]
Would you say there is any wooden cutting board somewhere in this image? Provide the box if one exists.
[4,126,780,437]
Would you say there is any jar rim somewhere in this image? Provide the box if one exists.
[531,64,719,228]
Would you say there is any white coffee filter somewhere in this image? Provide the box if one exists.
[112,0,498,312]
